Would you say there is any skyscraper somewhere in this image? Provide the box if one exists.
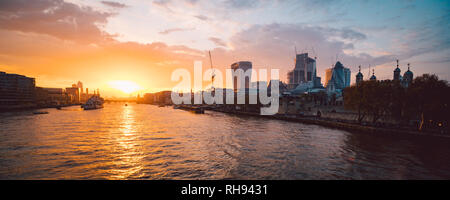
[231,61,252,92]
[324,61,351,90]
[324,67,333,87]
[77,81,83,94]
[287,53,318,89]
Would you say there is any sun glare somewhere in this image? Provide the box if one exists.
[109,80,141,94]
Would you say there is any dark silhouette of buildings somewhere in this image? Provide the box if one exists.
[402,63,414,87]
[354,60,413,87]
[0,71,35,108]
[370,69,377,81]
[394,59,401,81]
[1,71,96,109]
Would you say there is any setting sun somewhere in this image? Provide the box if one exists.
[108,80,141,94]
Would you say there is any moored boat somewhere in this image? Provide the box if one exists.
[175,105,205,114]
[33,111,49,115]
[82,96,104,110]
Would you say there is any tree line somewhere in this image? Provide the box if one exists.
[343,74,450,132]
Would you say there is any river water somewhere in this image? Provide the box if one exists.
[0,103,449,179]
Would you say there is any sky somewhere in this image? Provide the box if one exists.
[0,0,449,97]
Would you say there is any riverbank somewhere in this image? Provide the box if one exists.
[209,108,450,139]
[0,103,81,112]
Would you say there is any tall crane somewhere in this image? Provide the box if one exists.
[208,51,215,92]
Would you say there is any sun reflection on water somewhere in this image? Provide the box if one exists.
[2,103,450,179]
[109,104,145,179]
[120,105,135,135]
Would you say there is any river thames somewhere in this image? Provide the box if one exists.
[0,103,449,179]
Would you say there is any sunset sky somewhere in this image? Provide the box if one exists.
[0,0,449,97]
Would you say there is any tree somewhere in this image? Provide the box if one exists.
[344,83,367,123]
[405,74,450,131]
[344,74,449,132]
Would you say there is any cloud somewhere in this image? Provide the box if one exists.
[152,0,171,8]
[209,37,227,47]
[206,23,395,83]
[399,12,450,60]
[302,0,341,8]
[0,0,209,95]
[224,0,260,9]
[159,27,194,35]
[311,26,367,41]
[101,1,127,8]
[194,15,208,21]
[0,0,113,44]
[0,28,207,95]
[185,0,199,5]
[0,0,448,91]
[337,28,367,41]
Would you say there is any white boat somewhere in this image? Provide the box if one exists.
[82,96,104,110]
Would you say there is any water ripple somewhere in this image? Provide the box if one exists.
[0,103,450,179]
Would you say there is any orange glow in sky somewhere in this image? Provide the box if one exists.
[0,0,449,98]
[108,80,141,94]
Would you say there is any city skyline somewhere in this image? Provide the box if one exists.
[1,0,450,182]
[0,0,449,97]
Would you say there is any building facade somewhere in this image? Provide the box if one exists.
[36,87,70,106]
[0,71,35,107]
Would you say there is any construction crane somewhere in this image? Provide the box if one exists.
[310,46,317,59]
[294,46,298,63]
[208,51,215,91]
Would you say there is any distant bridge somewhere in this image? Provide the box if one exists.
[104,99,137,103]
